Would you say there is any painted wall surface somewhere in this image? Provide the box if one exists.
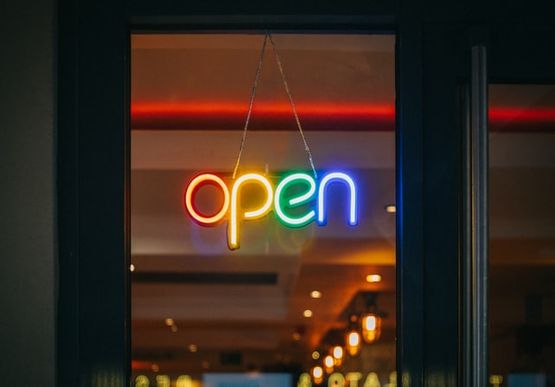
[0,0,56,384]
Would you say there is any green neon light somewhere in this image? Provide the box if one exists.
[274,172,316,227]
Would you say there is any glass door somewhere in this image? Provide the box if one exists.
[467,25,555,387]
[488,83,555,387]
[486,28,555,385]
[130,33,397,387]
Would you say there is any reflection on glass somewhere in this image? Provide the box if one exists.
[489,85,555,386]
[131,33,396,386]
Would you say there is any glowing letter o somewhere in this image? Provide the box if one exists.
[184,174,230,225]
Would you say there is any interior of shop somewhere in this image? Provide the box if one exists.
[129,34,555,386]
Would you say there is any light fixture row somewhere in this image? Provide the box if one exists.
[310,304,383,383]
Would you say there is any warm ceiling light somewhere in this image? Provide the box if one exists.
[332,345,344,366]
[366,274,382,283]
[332,345,343,359]
[303,309,313,318]
[323,355,335,374]
[345,329,362,356]
[188,344,198,353]
[311,366,324,384]
[311,351,320,360]
[170,325,178,333]
[385,204,396,214]
[310,290,322,299]
[129,264,135,272]
[292,332,302,341]
[361,313,382,344]
[151,363,159,373]
[164,318,174,327]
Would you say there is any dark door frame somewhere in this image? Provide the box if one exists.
[54,1,449,385]
[56,1,555,386]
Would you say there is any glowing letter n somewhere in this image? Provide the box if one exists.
[317,172,358,226]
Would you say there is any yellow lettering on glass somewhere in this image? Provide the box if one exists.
[364,373,381,387]
[346,372,363,387]
[297,372,312,387]
[328,372,346,387]
[385,371,397,387]
[176,375,193,387]
[135,375,150,387]
[156,375,170,387]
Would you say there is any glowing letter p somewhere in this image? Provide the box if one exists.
[229,173,273,250]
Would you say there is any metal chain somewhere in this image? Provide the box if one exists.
[232,31,318,179]
[268,32,317,179]
[232,33,268,179]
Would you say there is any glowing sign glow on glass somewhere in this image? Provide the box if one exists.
[183,171,359,250]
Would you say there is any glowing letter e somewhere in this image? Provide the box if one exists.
[274,173,316,227]
[317,172,358,226]
[229,173,273,250]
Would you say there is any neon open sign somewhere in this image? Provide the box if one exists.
[184,172,358,250]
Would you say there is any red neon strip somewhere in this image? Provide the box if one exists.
[489,107,555,132]
[131,101,555,132]
[489,107,555,121]
[131,360,152,370]
[131,101,395,131]
[132,102,395,117]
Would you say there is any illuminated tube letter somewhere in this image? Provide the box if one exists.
[317,172,357,226]
[229,173,273,250]
[274,173,316,227]
[184,173,230,225]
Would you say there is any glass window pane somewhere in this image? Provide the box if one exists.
[489,84,555,386]
[131,33,396,387]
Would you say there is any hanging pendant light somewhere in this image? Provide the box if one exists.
[323,354,335,374]
[361,292,382,344]
[311,366,324,385]
[332,345,344,366]
[345,329,361,356]
[361,312,382,344]
[345,314,362,356]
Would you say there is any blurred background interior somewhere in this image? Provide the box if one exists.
[130,34,554,386]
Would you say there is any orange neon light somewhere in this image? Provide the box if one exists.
[229,173,273,250]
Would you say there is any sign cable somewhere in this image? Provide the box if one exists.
[232,31,318,179]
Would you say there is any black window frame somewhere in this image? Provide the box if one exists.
[58,2,555,386]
